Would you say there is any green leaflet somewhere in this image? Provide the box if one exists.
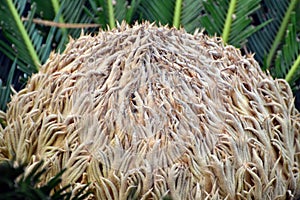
[0,58,16,111]
[200,0,266,47]
[247,0,300,88]
[0,0,40,72]
[0,0,96,112]
[137,0,175,25]
[274,12,300,84]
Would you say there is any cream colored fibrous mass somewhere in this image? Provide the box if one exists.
[0,22,299,199]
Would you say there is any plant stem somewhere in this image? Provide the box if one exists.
[222,0,237,43]
[285,54,300,83]
[107,0,115,29]
[51,0,67,36]
[5,0,40,70]
[173,0,182,29]
[266,0,298,69]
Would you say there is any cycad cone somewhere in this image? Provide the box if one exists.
[0,22,299,199]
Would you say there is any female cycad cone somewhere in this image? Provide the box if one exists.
[0,22,299,199]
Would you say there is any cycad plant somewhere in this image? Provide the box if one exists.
[0,0,299,198]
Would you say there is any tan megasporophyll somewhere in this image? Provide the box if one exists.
[0,22,299,199]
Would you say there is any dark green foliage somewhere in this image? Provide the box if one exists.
[0,58,16,111]
[247,0,300,79]
[87,0,143,28]
[137,0,175,25]
[199,0,270,47]
[0,1,40,72]
[274,12,300,84]
[0,159,91,200]
[180,0,203,32]
[247,0,291,65]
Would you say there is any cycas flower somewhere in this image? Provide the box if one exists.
[0,22,299,199]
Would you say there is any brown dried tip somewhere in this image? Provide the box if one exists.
[0,21,299,199]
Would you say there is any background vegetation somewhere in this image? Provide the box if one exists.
[0,159,91,199]
[0,0,299,198]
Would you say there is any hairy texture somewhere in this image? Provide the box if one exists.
[0,22,299,199]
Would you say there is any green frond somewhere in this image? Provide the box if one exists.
[125,0,143,23]
[180,0,204,32]
[51,0,68,36]
[285,56,300,88]
[110,0,143,26]
[273,12,300,86]
[0,0,97,70]
[200,0,227,35]
[33,0,55,19]
[0,0,40,73]
[87,0,108,28]
[247,0,293,67]
[0,58,16,111]
[87,0,142,29]
[200,0,266,47]
[265,0,298,69]
[0,0,101,113]
[137,0,175,25]
[60,0,95,36]
[222,0,237,42]
[246,0,300,92]
[114,0,127,23]
[227,0,270,46]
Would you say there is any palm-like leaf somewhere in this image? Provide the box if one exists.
[180,0,204,32]
[0,58,16,111]
[0,0,97,112]
[274,12,300,84]
[137,0,175,25]
[247,0,299,88]
[199,0,268,47]
[87,0,142,29]
[86,0,111,28]
[60,0,94,36]
[199,0,227,35]
[247,0,297,66]
[0,0,97,68]
[32,0,96,50]
[0,0,40,74]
